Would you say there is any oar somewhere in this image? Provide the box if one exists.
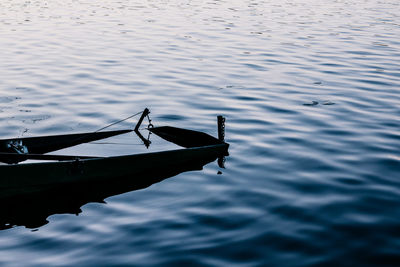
[0,152,102,162]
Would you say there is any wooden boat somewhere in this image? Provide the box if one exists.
[0,109,229,199]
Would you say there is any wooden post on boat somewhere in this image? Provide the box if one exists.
[135,108,150,132]
[217,115,226,168]
[217,115,225,142]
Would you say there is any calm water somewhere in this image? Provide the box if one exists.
[1,0,400,266]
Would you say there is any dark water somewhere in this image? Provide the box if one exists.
[1,0,400,266]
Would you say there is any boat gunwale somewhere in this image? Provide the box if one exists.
[0,143,229,168]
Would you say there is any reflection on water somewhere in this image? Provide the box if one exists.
[0,0,400,266]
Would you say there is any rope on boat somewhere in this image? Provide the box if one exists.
[95,110,144,132]
[62,109,150,149]
[88,142,144,146]
[93,108,152,147]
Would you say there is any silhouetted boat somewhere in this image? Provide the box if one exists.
[0,109,228,200]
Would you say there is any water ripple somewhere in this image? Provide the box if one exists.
[1,0,400,266]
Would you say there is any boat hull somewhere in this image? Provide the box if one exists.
[0,143,228,199]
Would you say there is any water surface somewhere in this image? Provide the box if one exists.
[0,0,399,266]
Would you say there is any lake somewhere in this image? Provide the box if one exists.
[0,0,399,266]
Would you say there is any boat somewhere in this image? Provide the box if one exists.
[0,108,229,200]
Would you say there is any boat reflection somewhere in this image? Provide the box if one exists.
[0,154,221,231]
